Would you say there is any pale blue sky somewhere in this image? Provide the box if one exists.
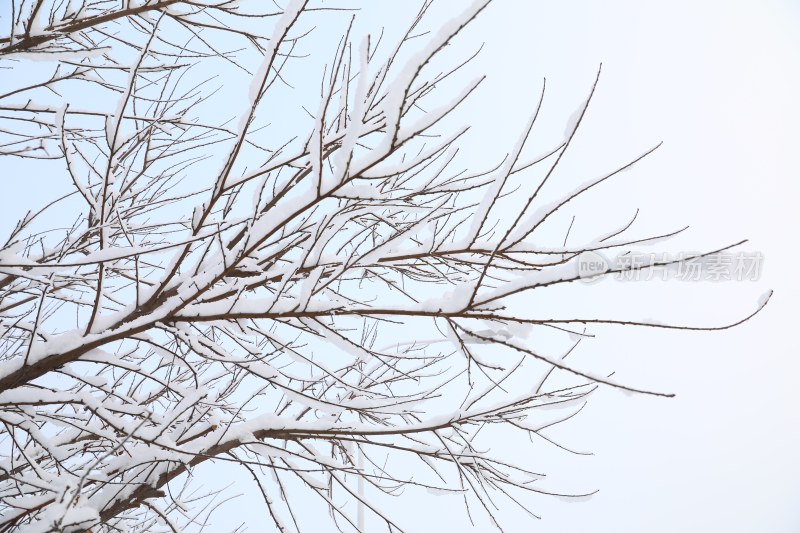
[1,1,798,531]
[459,2,800,532]
[352,1,800,531]
[212,1,800,529]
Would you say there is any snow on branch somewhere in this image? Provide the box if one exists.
[0,1,767,531]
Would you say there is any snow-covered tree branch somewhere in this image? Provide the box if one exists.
[0,1,769,531]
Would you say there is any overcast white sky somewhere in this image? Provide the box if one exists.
[216,2,800,530]
[449,1,800,531]
[1,1,798,531]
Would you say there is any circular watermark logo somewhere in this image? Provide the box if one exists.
[577,250,609,283]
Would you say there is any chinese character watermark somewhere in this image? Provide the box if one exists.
[577,251,763,283]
